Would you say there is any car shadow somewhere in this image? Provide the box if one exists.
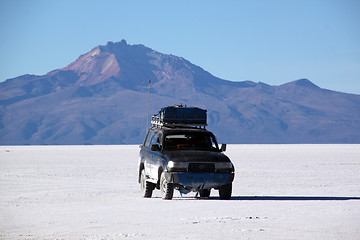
[203,196,360,201]
[149,195,360,201]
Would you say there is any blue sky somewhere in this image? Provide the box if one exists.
[1,0,359,94]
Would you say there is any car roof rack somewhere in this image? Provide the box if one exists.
[151,115,207,129]
[151,105,207,129]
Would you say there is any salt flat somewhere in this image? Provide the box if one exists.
[1,144,359,239]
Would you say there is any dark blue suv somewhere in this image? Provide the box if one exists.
[138,126,235,200]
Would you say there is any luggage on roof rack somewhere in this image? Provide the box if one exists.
[151,105,207,128]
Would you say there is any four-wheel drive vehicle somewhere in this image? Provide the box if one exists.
[138,106,235,200]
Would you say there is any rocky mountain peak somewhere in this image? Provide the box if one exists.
[99,40,129,53]
[281,79,320,89]
[294,79,319,88]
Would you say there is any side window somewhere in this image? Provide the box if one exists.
[210,134,219,150]
[151,132,162,148]
[144,130,155,148]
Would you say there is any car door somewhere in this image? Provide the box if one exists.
[141,130,155,180]
[148,131,163,181]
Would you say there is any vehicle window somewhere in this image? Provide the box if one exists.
[144,130,155,148]
[210,134,218,149]
[163,132,219,151]
[150,132,162,148]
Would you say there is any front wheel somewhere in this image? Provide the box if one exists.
[219,184,232,200]
[160,172,174,200]
[140,169,155,198]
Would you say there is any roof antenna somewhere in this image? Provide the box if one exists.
[146,78,151,133]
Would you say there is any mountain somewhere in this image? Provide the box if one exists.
[1,40,360,144]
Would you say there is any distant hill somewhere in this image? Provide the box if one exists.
[1,40,360,144]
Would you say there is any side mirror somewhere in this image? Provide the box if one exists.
[220,144,227,152]
[151,144,161,151]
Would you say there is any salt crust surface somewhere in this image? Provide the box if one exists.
[1,144,359,239]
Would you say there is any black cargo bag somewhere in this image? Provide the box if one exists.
[159,106,207,125]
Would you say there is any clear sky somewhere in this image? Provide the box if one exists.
[1,0,359,94]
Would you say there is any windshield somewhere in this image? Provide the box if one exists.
[163,132,219,151]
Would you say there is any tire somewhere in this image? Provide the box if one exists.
[140,169,154,198]
[219,183,232,200]
[160,172,174,200]
[199,189,211,198]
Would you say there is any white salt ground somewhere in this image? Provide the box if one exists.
[0,144,359,239]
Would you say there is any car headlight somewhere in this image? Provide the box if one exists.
[168,161,188,172]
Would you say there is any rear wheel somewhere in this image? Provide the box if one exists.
[199,189,211,198]
[160,172,174,200]
[140,169,155,198]
[219,184,232,200]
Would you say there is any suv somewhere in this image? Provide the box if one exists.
[138,122,235,200]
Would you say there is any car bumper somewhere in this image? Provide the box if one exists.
[165,171,234,190]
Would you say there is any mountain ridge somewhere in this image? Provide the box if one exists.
[1,40,360,144]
